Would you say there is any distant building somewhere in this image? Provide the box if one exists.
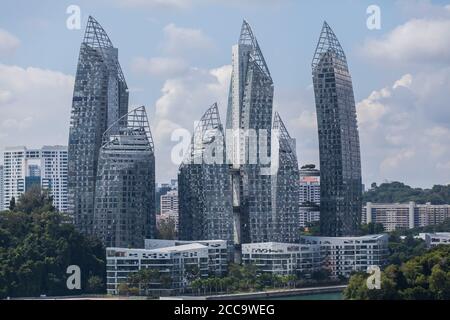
[160,190,178,215]
[363,202,450,231]
[299,164,320,227]
[106,240,228,295]
[299,164,320,205]
[418,233,450,249]
[2,146,68,212]
[300,234,389,278]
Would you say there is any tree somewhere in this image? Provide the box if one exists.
[0,188,106,299]
[8,197,15,211]
[87,276,104,294]
[344,245,450,300]
[157,217,177,240]
[15,185,55,214]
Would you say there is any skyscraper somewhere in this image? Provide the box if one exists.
[68,16,129,235]
[1,146,68,212]
[178,103,233,242]
[271,112,301,243]
[94,106,155,248]
[226,20,274,244]
[312,22,362,236]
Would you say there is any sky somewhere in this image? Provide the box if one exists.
[0,0,449,188]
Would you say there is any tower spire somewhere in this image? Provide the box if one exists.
[239,20,271,79]
[83,16,114,49]
[312,21,347,70]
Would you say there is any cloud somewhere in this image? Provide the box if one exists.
[150,64,231,181]
[357,71,450,187]
[0,28,20,57]
[131,56,188,77]
[161,23,215,56]
[0,64,74,152]
[361,17,450,65]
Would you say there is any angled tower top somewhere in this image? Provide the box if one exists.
[183,103,224,165]
[102,106,154,152]
[273,112,297,162]
[312,21,347,70]
[239,20,271,79]
[83,16,114,49]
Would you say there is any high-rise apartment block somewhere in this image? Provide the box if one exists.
[1,146,68,212]
[94,107,156,248]
[363,202,450,232]
[178,104,234,242]
[312,22,362,236]
[299,164,320,227]
[68,17,155,247]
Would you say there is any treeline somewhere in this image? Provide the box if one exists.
[344,245,450,300]
[363,182,450,204]
[0,187,106,298]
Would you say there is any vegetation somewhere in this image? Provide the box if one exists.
[364,182,450,204]
[0,187,106,298]
[189,264,342,296]
[156,217,177,240]
[359,222,385,235]
[344,245,450,300]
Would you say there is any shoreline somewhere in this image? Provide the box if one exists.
[162,285,347,300]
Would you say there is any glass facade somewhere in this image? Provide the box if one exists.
[178,103,233,242]
[68,16,129,235]
[226,20,275,244]
[272,113,301,243]
[312,22,362,236]
[94,107,156,248]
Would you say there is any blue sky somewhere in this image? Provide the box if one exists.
[1,0,450,188]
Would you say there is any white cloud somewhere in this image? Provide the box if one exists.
[0,28,20,57]
[393,74,413,89]
[358,71,450,187]
[161,23,215,56]
[151,64,231,181]
[0,64,74,152]
[361,18,450,65]
[131,56,188,77]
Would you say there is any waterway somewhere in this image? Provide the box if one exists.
[264,292,343,300]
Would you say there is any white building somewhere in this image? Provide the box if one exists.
[418,233,450,249]
[299,165,320,227]
[242,242,321,276]
[160,189,178,215]
[300,234,389,278]
[363,202,450,231]
[107,239,229,295]
[299,165,320,206]
[2,146,68,212]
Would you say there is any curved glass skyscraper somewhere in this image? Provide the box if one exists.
[312,22,362,236]
[272,112,301,243]
[178,103,233,242]
[94,107,155,248]
[68,16,129,235]
[226,20,274,244]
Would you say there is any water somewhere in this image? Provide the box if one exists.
[265,292,343,300]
